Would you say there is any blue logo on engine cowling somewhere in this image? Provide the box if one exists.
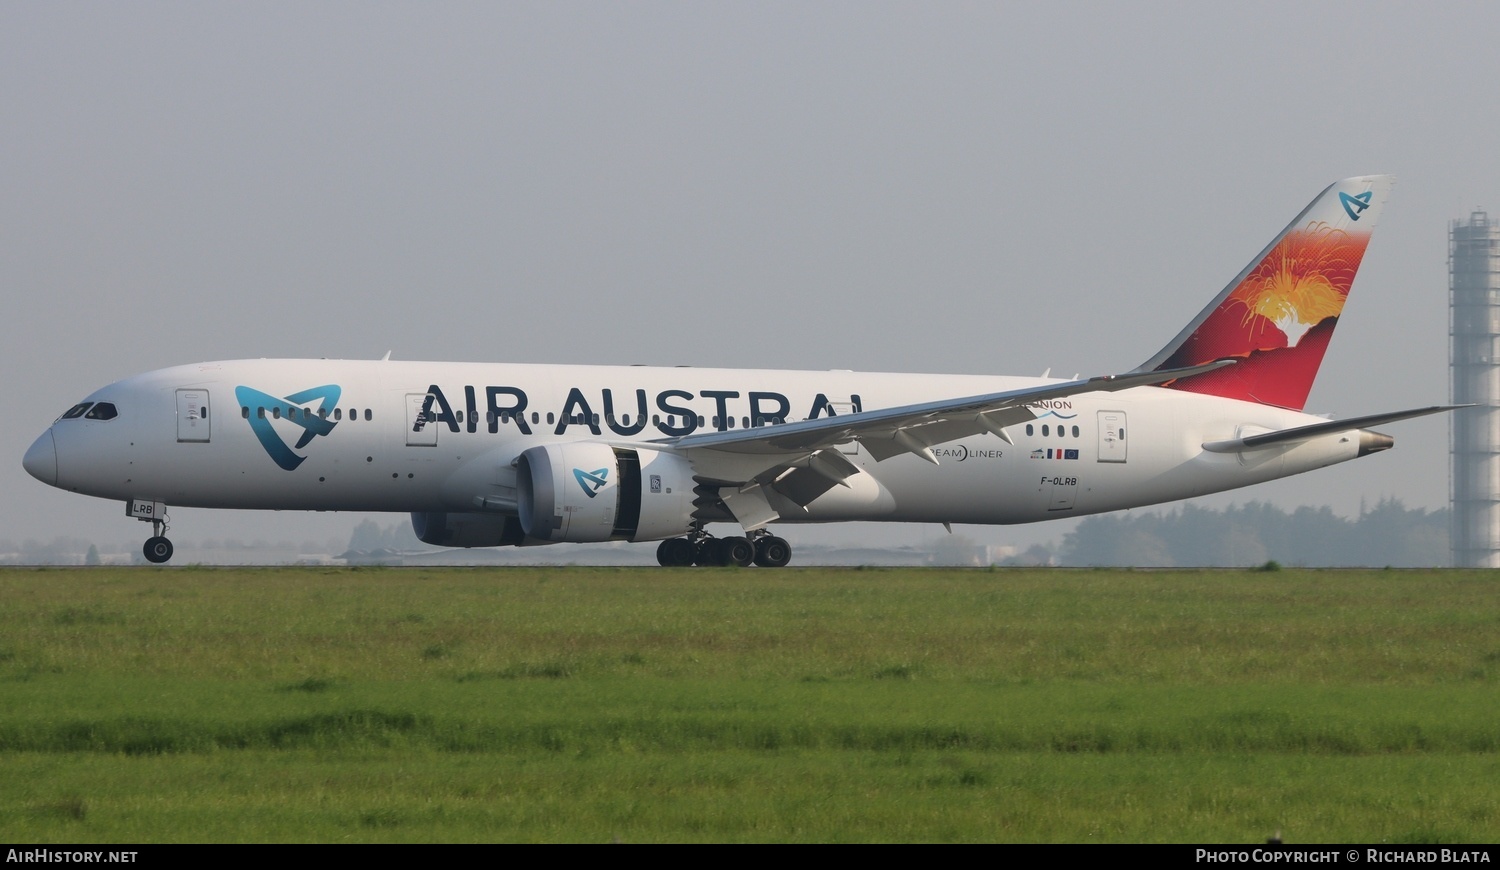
[574,467,609,498]
[235,384,342,470]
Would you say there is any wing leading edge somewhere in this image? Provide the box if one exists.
[656,360,1235,529]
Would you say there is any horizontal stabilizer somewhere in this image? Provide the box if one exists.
[1201,405,1465,454]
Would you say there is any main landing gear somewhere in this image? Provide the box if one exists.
[656,528,793,568]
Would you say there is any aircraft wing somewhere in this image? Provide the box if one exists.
[655,360,1233,527]
[663,360,1233,461]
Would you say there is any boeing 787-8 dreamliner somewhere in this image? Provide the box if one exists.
[23,175,1453,566]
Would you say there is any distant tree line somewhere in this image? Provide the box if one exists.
[1059,499,1449,567]
[346,518,425,554]
[0,534,355,565]
[0,536,98,565]
[0,502,1452,567]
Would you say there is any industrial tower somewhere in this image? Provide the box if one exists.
[1450,210,1500,567]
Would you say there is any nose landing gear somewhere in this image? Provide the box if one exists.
[128,499,174,564]
[143,530,174,564]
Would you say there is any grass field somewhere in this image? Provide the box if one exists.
[0,565,1497,842]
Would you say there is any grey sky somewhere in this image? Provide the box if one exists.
[3,2,1493,554]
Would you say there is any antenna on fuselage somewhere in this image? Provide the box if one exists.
[380,350,392,361]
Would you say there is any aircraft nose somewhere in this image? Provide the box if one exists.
[23,429,57,486]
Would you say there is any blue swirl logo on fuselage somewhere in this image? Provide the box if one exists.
[235,384,342,471]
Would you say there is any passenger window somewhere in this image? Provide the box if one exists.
[85,403,117,421]
[334,408,342,421]
[241,407,249,419]
[364,409,371,421]
[1025,424,1034,436]
[1072,425,1079,437]
[1041,424,1049,436]
[272,407,281,419]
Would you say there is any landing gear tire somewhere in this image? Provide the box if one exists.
[719,536,755,567]
[143,536,174,564]
[753,536,792,568]
[693,538,721,567]
[656,538,695,567]
[659,529,792,568]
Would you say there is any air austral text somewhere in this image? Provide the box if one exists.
[5,852,137,863]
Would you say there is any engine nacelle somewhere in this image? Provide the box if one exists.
[516,443,695,543]
[411,511,525,548]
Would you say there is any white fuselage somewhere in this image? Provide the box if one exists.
[21,176,1419,567]
[33,358,1362,532]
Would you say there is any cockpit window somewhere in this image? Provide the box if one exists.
[58,403,93,421]
[84,402,118,421]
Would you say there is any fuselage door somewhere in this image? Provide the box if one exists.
[176,389,210,443]
[1097,410,1127,463]
[406,393,437,447]
[1043,474,1078,511]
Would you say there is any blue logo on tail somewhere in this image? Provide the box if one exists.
[574,467,609,498]
[235,384,342,470]
[1340,190,1373,221]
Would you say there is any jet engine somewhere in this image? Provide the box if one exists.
[516,443,695,543]
[411,511,525,548]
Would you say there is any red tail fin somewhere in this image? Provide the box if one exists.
[1137,176,1394,411]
